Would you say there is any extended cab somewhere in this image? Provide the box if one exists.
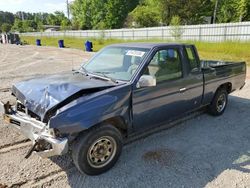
[0,43,246,175]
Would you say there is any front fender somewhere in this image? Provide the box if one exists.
[49,84,132,134]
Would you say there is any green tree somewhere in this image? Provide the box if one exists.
[0,11,15,27]
[46,14,57,25]
[128,5,160,27]
[127,0,212,27]
[236,0,250,22]
[54,11,67,25]
[70,0,139,29]
[90,0,107,29]
[1,23,12,33]
[145,0,180,25]
[216,0,237,23]
[22,20,35,32]
[70,0,92,29]
[170,15,184,40]
[15,11,33,20]
[37,21,45,31]
[179,0,213,24]
[104,0,128,29]
[61,18,71,30]
[11,19,23,32]
[213,0,250,23]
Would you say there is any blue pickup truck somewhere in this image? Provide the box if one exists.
[0,43,246,175]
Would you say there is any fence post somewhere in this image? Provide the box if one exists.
[146,29,149,40]
[162,27,164,40]
[224,26,227,41]
[132,29,134,40]
[199,27,202,41]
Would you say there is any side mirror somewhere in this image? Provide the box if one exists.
[137,75,156,88]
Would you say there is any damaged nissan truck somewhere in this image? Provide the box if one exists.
[0,43,246,175]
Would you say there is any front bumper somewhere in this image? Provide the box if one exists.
[0,101,68,158]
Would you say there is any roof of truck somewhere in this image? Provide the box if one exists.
[109,43,190,49]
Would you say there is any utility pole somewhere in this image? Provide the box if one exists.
[21,12,24,21]
[213,0,219,24]
[66,0,70,19]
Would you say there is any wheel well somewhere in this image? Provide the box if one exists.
[217,82,232,94]
[103,116,128,137]
[73,116,128,141]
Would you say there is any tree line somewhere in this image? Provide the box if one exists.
[0,0,250,33]
[0,11,70,33]
[70,0,250,29]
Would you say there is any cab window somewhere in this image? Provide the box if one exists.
[144,48,182,83]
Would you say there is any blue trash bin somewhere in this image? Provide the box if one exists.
[36,39,41,46]
[58,40,64,48]
[85,40,93,52]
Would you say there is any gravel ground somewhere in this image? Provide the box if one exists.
[0,44,249,188]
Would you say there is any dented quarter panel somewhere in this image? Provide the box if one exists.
[49,84,132,134]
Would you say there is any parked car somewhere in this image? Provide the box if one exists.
[0,43,246,175]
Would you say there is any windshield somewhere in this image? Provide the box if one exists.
[82,46,149,81]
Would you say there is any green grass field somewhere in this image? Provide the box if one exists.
[21,36,250,65]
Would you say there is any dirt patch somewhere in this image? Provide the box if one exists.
[142,148,177,166]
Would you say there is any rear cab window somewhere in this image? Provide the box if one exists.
[185,46,200,72]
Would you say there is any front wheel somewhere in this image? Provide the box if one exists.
[72,124,123,175]
[207,88,228,116]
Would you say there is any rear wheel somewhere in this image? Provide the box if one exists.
[208,88,228,116]
[72,124,123,175]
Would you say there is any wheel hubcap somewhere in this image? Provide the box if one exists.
[87,136,117,168]
[216,93,226,112]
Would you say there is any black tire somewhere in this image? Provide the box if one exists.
[72,124,123,175]
[207,88,228,116]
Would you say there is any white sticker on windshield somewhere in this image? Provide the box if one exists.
[126,50,145,57]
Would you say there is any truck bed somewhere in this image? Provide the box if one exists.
[201,60,246,105]
[201,60,245,68]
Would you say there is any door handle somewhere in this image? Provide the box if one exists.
[179,88,187,92]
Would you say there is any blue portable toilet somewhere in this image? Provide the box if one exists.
[36,39,41,46]
[85,40,93,52]
[58,40,64,48]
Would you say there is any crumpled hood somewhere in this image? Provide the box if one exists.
[12,72,114,120]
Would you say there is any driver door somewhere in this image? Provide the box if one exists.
[132,47,187,132]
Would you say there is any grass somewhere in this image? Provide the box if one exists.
[21,36,250,65]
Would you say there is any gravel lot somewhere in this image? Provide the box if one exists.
[0,44,249,188]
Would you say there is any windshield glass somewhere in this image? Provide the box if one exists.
[83,46,149,81]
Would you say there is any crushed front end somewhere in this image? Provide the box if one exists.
[0,100,68,158]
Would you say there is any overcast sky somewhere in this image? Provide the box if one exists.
[0,0,74,14]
